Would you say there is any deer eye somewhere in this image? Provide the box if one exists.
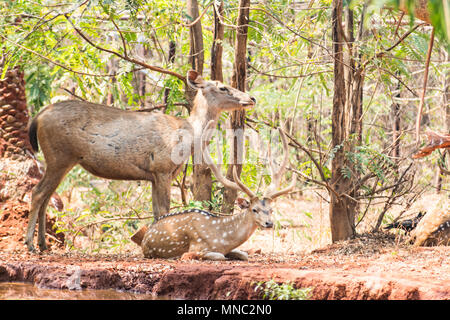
[252,208,258,213]
[219,87,228,92]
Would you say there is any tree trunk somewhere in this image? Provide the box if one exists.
[188,0,212,203]
[183,0,204,107]
[192,0,226,204]
[347,6,365,223]
[329,0,357,242]
[187,0,204,75]
[211,0,224,83]
[163,40,176,109]
[346,7,364,144]
[222,0,250,213]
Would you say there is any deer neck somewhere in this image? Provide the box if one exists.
[187,90,220,138]
[217,210,258,249]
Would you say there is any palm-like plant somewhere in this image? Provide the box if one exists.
[0,66,33,160]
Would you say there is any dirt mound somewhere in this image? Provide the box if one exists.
[0,238,448,300]
[0,199,64,252]
[0,158,41,201]
[0,157,64,252]
[0,201,30,251]
[311,232,407,256]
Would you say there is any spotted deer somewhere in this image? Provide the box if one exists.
[25,70,255,252]
[132,127,297,260]
[410,210,450,246]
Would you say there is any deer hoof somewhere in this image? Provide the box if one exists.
[25,240,37,253]
[202,252,227,261]
[27,245,37,253]
[38,241,48,252]
[225,249,248,261]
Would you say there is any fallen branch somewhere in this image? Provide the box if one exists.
[412,130,450,158]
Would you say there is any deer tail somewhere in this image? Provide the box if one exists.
[28,116,39,153]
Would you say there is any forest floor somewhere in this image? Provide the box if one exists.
[0,192,449,300]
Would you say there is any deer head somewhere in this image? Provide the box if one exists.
[134,125,297,260]
[186,70,256,113]
[235,197,274,228]
[203,121,297,229]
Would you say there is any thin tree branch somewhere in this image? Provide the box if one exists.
[415,27,435,143]
[0,33,131,78]
[133,102,190,112]
[250,6,331,55]
[394,12,405,38]
[245,116,339,198]
[248,64,332,79]
[110,16,129,58]
[360,23,427,74]
[384,22,426,53]
[64,14,186,82]
[179,1,214,27]
[375,66,419,97]
[62,88,88,101]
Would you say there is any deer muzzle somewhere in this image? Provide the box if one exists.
[263,221,273,228]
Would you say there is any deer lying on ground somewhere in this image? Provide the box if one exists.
[25,70,255,252]
[410,210,450,246]
[132,127,297,260]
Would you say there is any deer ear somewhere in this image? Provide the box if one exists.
[236,198,250,209]
[186,70,205,90]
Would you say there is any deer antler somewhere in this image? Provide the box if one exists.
[203,121,257,200]
[264,128,297,199]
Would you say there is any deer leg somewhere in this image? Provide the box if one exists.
[26,162,73,252]
[151,183,160,222]
[26,176,52,252]
[37,197,52,251]
[225,249,249,261]
[25,197,40,252]
[187,242,226,261]
[151,173,172,220]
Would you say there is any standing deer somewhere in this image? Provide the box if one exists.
[25,70,255,252]
[132,127,297,260]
